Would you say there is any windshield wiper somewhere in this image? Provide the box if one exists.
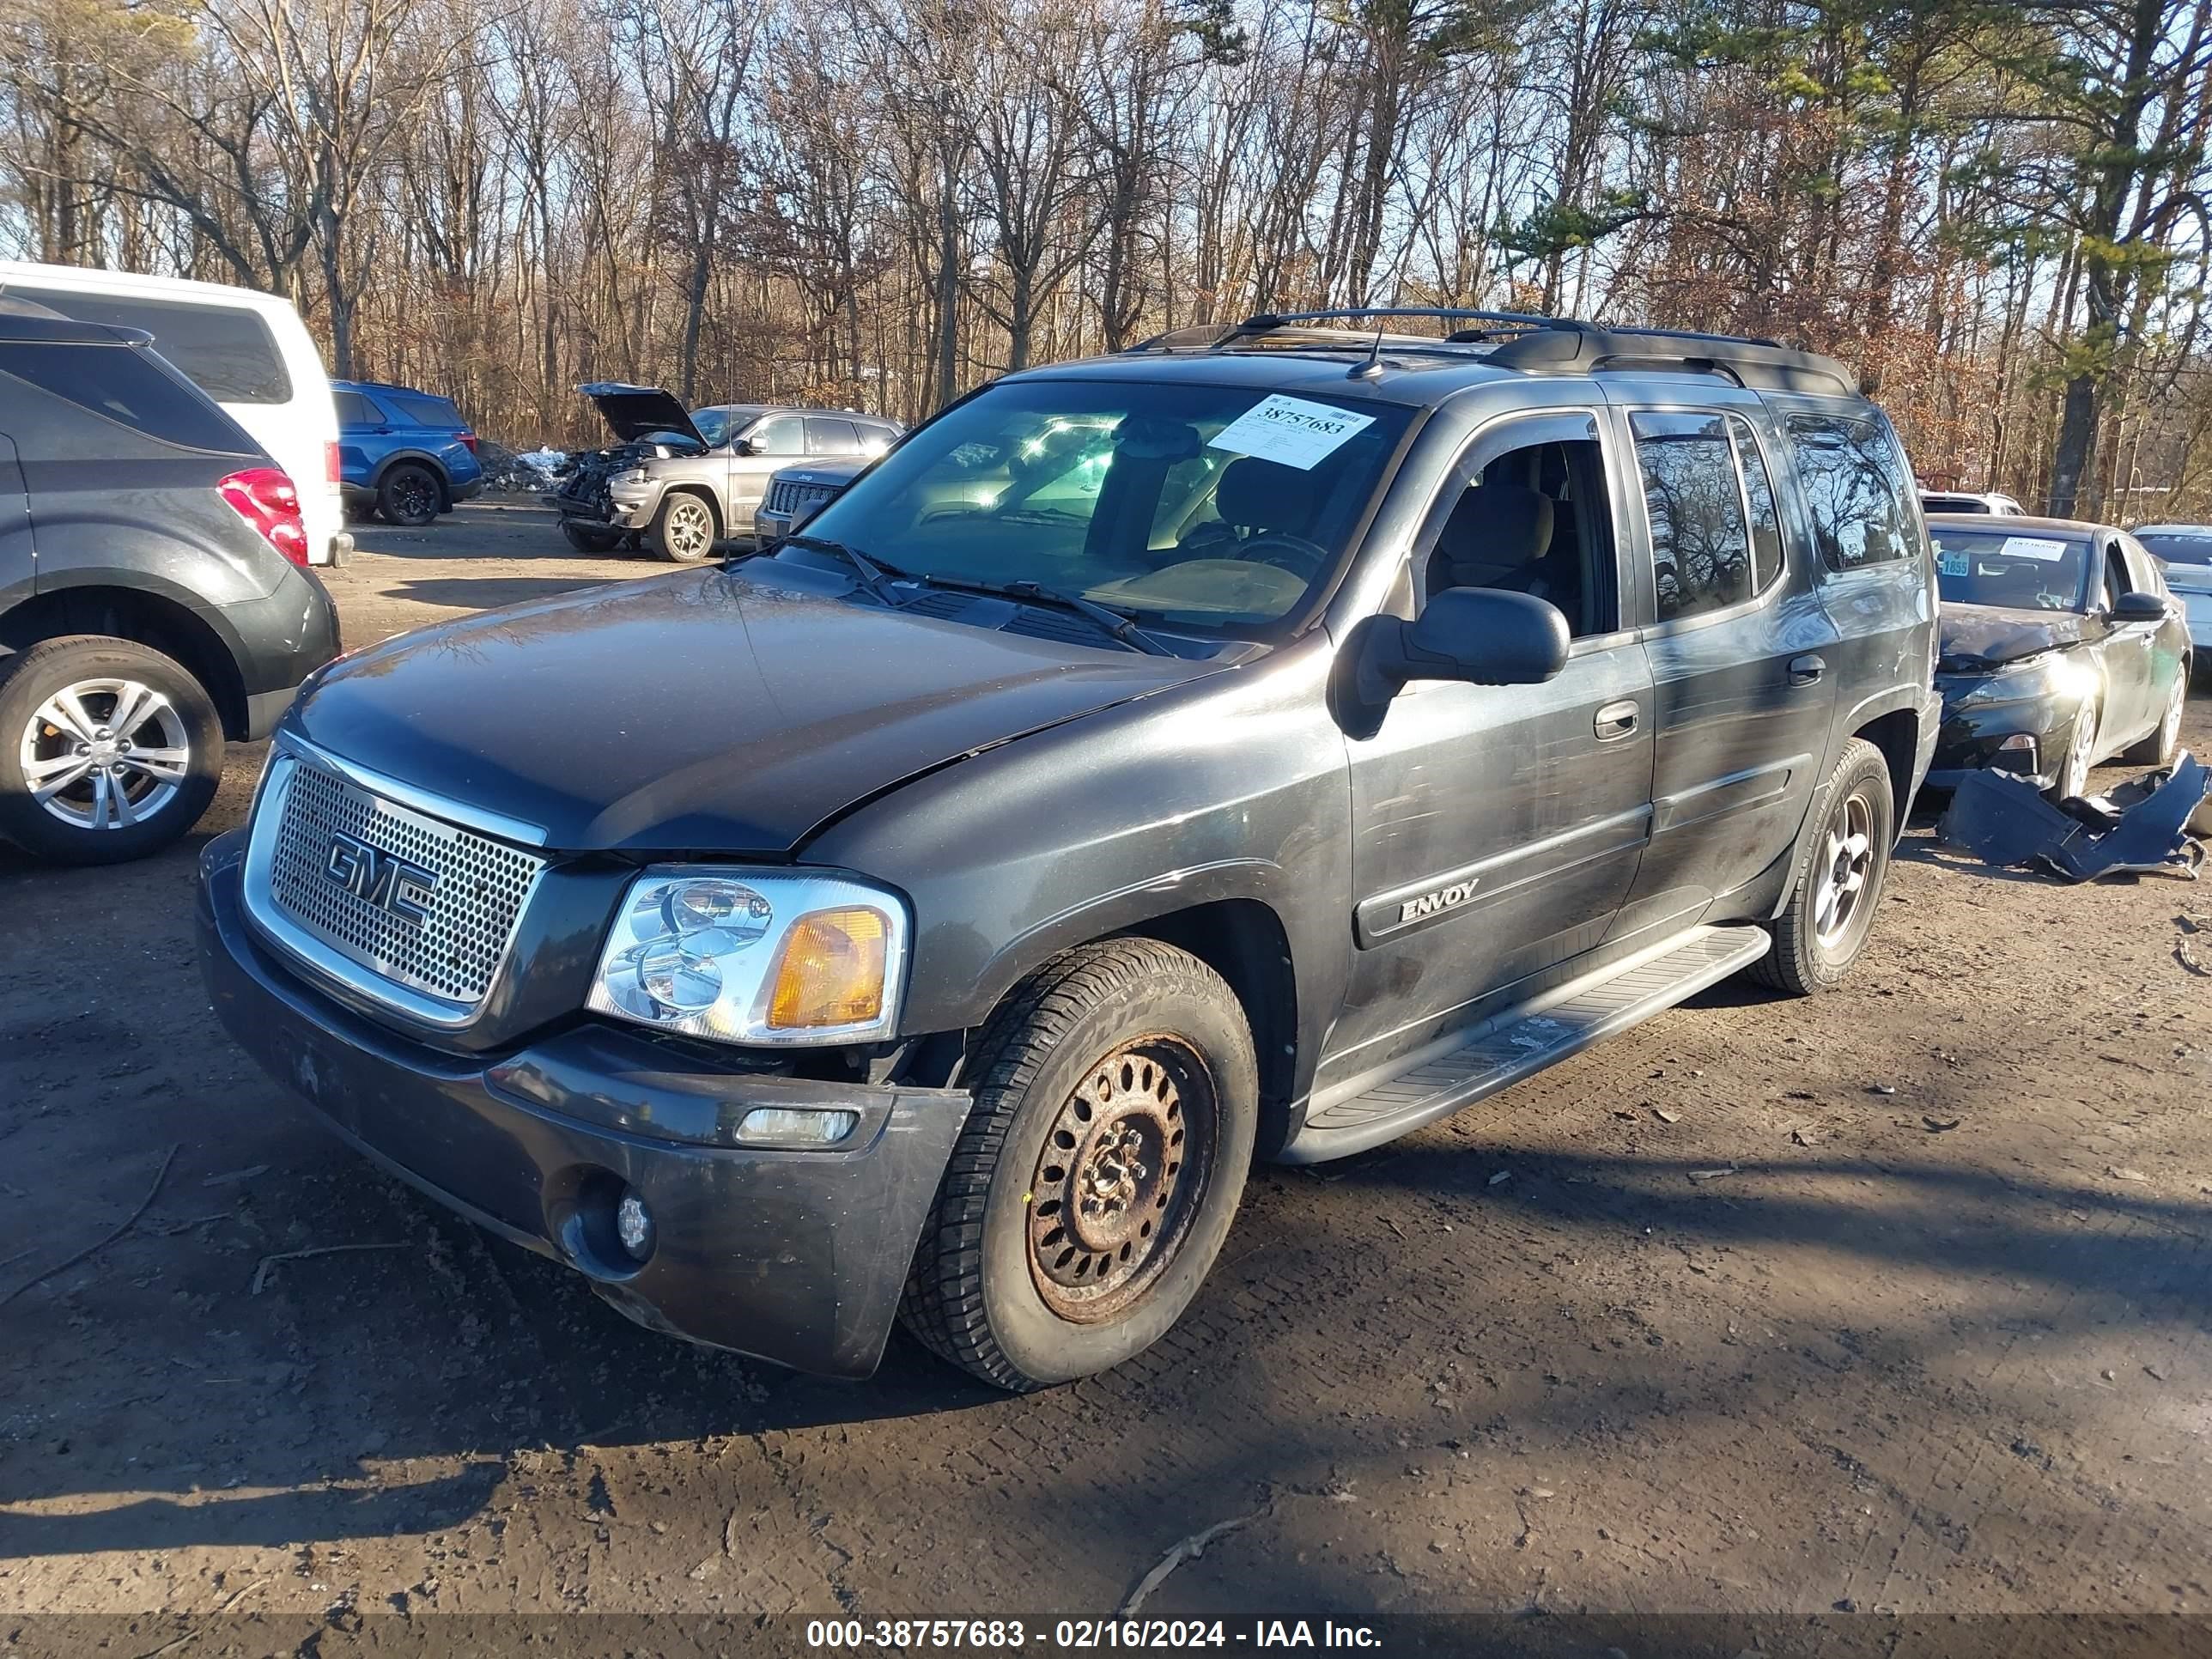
[778,534,907,606]
[913,574,1172,655]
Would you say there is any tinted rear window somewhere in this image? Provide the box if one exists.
[335,390,378,427]
[388,390,464,428]
[0,341,259,453]
[1786,414,1919,568]
[8,286,292,404]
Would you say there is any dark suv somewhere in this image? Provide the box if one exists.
[196,311,1937,1389]
[1,303,340,864]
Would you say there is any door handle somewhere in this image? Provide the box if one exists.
[1789,653,1826,687]
[1595,700,1639,740]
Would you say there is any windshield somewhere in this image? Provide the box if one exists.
[1932,527,2089,611]
[793,379,1412,633]
[691,409,734,447]
[2137,530,2212,571]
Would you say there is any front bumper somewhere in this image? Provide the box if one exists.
[605,477,663,529]
[1927,677,2075,791]
[195,834,970,1377]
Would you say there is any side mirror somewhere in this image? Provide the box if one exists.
[1352,587,1571,709]
[2112,590,2166,623]
[730,437,757,457]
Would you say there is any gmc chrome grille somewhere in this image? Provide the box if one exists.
[764,478,837,518]
[258,756,544,1008]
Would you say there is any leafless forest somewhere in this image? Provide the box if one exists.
[4,0,2212,519]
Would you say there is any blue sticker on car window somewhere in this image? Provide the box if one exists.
[1937,550,1968,577]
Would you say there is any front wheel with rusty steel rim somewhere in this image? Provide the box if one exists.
[901,939,1258,1391]
[649,493,719,562]
[1025,1036,1217,1323]
[1750,736,1894,998]
[0,635,224,865]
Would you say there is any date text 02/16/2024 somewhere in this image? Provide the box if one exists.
[803,1621,1384,1650]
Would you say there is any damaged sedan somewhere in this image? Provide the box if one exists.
[1927,514,2193,799]
[550,383,899,561]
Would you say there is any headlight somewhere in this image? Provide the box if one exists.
[611,467,648,487]
[586,867,908,1046]
[1953,651,2094,707]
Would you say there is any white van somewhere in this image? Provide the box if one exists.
[0,261,349,565]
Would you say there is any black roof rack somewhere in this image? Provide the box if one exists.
[1123,307,1858,397]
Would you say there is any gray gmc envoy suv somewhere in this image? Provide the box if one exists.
[197,311,1939,1391]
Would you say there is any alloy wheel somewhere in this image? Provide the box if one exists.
[665,498,714,558]
[1812,788,1875,952]
[390,471,437,523]
[18,678,191,831]
[2160,678,2185,760]
[1025,1036,1217,1323]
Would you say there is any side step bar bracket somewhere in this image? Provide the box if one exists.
[1283,924,1771,1164]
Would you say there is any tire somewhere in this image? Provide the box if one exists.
[377,462,441,527]
[1750,737,1894,997]
[561,520,623,554]
[900,939,1259,1392]
[2051,692,2100,802]
[0,636,224,865]
[2121,672,2186,769]
[647,491,720,562]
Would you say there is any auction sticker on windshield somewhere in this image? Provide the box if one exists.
[1210,394,1376,471]
[1999,536,2072,562]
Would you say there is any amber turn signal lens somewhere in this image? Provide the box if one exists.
[766,907,889,1029]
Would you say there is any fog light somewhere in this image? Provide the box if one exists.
[615,1189,653,1259]
[738,1107,859,1146]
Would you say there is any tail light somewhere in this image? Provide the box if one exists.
[325,440,342,483]
[218,467,310,567]
[459,432,479,453]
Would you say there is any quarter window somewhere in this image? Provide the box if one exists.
[1630,410,1754,622]
[0,341,258,453]
[1784,414,1917,570]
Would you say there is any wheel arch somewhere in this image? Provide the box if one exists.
[1111,898,1298,1162]
[372,450,451,501]
[1851,706,1922,832]
[929,879,1304,1164]
[660,484,723,539]
[0,584,249,739]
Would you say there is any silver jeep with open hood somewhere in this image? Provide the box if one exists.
[550,383,898,562]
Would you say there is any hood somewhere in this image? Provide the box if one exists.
[1936,603,2091,672]
[578,381,707,447]
[286,564,1225,854]
[769,455,871,489]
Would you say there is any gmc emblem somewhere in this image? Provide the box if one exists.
[325,831,437,925]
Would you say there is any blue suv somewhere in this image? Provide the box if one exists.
[332,380,483,527]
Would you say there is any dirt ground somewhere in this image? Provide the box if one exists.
[3,502,2209,1650]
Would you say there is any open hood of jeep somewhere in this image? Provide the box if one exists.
[578,381,707,447]
[1937,603,2092,672]
[283,563,1228,854]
